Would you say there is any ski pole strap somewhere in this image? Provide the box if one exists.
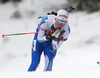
[45,29,56,37]
[45,29,67,41]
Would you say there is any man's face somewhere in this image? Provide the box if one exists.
[55,18,67,31]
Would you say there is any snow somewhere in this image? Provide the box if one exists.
[0,0,100,78]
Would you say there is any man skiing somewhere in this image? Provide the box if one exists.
[28,9,70,71]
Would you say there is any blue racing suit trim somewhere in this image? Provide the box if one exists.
[38,16,48,26]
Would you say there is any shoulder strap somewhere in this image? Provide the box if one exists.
[47,18,55,30]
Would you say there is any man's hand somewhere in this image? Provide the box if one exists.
[46,30,56,40]
[46,34,52,40]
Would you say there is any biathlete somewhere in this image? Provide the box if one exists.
[28,9,70,71]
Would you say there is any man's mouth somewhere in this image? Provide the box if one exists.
[58,27,61,30]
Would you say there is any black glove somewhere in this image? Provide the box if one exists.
[53,38,59,41]
[46,34,52,40]
[46,29,57,40]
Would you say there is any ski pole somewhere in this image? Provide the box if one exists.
[2,32,38,38]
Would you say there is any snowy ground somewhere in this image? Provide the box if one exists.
[0,0,100,78]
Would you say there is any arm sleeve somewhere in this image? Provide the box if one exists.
[63,26,70,39]
[37,23,48,41]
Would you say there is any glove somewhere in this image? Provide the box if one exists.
[46,29,57,40]
[52,44,57,52]
[46,34,52,40]
[52,40,58,52]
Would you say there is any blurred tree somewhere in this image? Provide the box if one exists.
[0,0,22,3]
[0,0,8,3]
[67,0,100,12]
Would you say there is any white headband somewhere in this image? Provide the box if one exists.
[57,9,69,21]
